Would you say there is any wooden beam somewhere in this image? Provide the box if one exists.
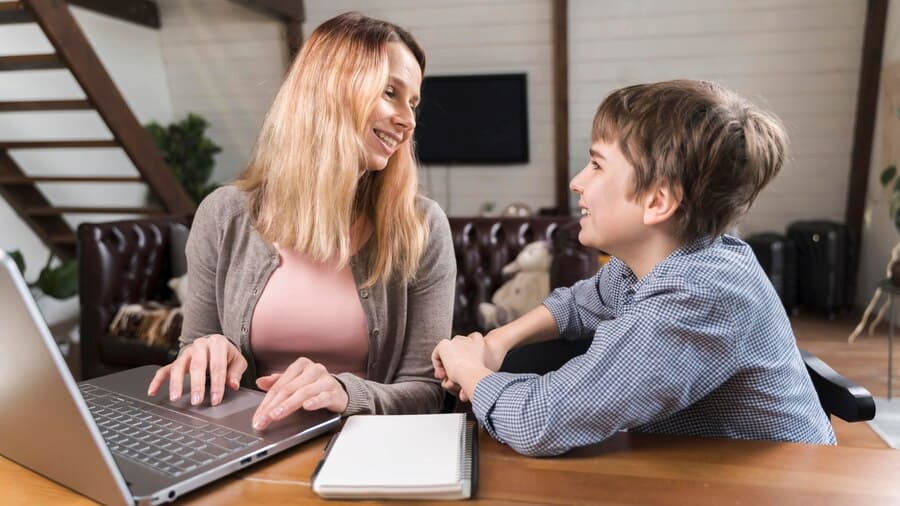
[552,0,569,215]
[68,0,159,29]
[227,0,304,22]
[845,0,888,301]
[227,0,305,60]
[285,18,303,61]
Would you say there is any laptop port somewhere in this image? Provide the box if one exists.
[240,457,252,465]
[256,450,268,459]
[168,491,175,499]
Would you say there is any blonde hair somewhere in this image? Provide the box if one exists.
[234,12,427,286]
[593,80,787,241]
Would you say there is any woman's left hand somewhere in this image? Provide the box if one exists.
[251,357,348,430]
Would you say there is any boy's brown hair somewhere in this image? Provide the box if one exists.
[593,80,787,241]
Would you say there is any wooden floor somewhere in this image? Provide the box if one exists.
[792,312,895,449]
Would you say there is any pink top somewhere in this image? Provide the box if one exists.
[250,245,369,378]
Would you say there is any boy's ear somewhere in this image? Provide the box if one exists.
[642,183,682,226]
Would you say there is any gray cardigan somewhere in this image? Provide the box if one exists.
[180,186,456,415]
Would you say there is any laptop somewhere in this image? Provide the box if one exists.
[0,250,341,505]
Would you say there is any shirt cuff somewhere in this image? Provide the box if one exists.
[542,290,572,337]
[471,372,526,440]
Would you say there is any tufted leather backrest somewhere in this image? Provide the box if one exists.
[77,217,190,378]
[448,216,598,335]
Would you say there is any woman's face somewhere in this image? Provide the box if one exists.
[362,42,422,171]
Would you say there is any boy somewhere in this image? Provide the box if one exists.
[431,80,836,457]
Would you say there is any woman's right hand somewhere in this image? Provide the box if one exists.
[147,334,247,406]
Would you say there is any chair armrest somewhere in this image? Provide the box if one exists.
[800,349,875,422]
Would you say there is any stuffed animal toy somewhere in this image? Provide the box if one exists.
[478,240,552,331]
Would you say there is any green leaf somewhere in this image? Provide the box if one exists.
[7,249,25,274]
[882,165,897,187]
[36,258,78,299]
[144,112,221,206]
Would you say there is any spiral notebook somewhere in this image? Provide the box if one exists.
[312,413,477,500]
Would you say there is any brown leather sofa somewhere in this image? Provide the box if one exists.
[77,215,599,380]
[77,217,189,379]
[449,217,597,374]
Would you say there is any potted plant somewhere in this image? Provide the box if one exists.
[145,113,222,205]
[7,250,77,300]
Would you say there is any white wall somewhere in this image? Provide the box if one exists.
[155,0,288,184]
[858,2,900,307]
[305,1,867,222]
[304,0,556,215]
[0,6,174,322]
[569,0,866,234]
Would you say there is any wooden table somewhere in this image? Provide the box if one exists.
[2,429,900,505]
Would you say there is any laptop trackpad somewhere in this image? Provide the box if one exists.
[168,390,262,419]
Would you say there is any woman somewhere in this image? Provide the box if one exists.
[147,12,455,430]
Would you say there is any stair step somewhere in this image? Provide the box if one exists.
[49,233,76,245]
[0,140,118,149]
[0,99,92,112]
[0,175,144,184]
[26,206,165,216]
[0,54,64,71]
[0,2,31,24]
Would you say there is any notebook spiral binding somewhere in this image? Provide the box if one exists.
[460,420,478,496]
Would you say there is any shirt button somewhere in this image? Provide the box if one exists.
[372,328,380,337]
[252,287,258,295]
[241,324,248,334]
[360,289,369,299]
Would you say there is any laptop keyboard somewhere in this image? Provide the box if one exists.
[79,384,262,477]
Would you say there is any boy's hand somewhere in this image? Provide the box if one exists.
[432,333,494,402]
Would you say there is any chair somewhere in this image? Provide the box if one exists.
[800,349,875,422]
[77,217,188,379]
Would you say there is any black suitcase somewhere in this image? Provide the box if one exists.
[744,232,797,313]
[786,220,853,317]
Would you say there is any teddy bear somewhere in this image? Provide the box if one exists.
[477,240,552,331]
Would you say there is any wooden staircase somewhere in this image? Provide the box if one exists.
[0,0,195,260]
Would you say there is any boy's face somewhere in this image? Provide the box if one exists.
[569,140,646,253]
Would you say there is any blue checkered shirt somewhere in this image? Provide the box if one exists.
[471,235,836,456]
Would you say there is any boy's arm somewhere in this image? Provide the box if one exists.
[483,304,559,367]
[470,287,738,457]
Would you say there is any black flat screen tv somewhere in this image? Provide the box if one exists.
[414,73,528,165]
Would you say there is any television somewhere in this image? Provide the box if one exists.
[414,73,529,165]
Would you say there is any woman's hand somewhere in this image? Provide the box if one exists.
[252,358,349,430]
[432,333,495,402]
[147,334,247,406]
